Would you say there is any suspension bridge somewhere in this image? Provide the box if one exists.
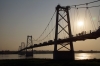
[18,0,100,60]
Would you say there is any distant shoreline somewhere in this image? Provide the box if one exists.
[0,51,100,54]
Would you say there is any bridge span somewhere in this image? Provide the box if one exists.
[19,28,100,51]
[18,1,100,60]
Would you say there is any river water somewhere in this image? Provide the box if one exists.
[0,53,100,60]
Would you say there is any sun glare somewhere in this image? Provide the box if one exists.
[77,21,84,27]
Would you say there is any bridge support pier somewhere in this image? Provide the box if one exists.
[26,50,33,57]
[19,51,25,55]
[53,51,74,60]
[54,5,74,60]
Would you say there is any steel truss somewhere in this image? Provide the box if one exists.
[54,5,74,60]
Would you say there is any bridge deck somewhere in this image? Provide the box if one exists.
[19,28,100,51]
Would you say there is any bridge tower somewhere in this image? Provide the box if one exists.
[18,46,23,55]
[18,46,21,52]
[20,42,25,55]
[26,35,33,57]
[53,5,74,60]
[18,42,26,55]
[21,42,25,50]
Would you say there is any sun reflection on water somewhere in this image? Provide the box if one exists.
[75,53,91,60]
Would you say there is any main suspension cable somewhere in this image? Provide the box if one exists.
[35,11,56,41]
[70,0,100,7]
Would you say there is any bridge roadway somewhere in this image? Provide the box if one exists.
[19,28,100,52]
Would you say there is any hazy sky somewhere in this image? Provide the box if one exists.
[0,0,100,51]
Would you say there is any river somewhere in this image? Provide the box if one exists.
[0,53,100,60]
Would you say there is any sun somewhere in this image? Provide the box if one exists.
[77,21,84,27]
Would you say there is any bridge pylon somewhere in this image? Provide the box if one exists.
[18,42,26,55]
[20,42,25,55]
[18,46,21,55]
[26,35,33,57]
[53,5,74,60]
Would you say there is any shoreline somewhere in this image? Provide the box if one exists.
[1,51,100,54]
[0,59,100,66]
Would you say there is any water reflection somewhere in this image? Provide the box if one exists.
[0,53,100,60]
[75,53,91,60]
[18,55,33,59]
[0,54,19,60]
[34,54,53,59]
[18,55,26,59]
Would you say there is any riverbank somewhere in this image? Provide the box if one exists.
[0,59,100,66]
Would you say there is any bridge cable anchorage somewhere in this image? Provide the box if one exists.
[35,11,56,41]
[70,0,100,7]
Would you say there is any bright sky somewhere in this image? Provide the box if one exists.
[0,0,100,51]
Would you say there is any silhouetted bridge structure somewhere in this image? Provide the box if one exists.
[19,29,100,51]
[18,1,100,60]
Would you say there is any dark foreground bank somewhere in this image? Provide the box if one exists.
[0,59,100,66]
